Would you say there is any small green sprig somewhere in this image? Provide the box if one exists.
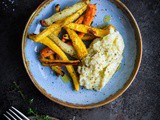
[12,81,52,120]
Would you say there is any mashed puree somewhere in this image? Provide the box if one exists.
[78,30,125,90]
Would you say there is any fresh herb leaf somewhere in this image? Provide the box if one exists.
[12,81,51,119]
[27,108,35,115]
[43,115,51,120]
[13,81,26,100]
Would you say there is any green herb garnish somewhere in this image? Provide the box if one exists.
[12,81,52,120]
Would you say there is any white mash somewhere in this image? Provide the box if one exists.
[78,30,125,91]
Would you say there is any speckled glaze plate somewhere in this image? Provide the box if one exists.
[22,0,142,109]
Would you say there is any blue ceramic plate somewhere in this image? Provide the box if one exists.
[22,0,142,109]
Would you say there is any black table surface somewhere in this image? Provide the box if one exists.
[0,0,160,120]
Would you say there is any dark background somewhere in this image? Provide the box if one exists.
[0,0,160,120]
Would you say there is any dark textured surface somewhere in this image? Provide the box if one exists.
[0,0,160,120]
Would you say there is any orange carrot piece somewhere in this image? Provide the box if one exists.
[78,32,85,38]
[75,15,85,38]
[40,47,55,58]
[75,15,84,24]
[83,4,97,25]
[79,4,97,38]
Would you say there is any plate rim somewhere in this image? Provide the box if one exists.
[22,0,142,109]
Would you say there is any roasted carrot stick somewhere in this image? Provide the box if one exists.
[40,59,80,66]
[83,4,97,25]
[75,15,84,24]
[78,4,97,38]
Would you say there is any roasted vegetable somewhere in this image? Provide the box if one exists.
[78,4,97,38]
[62,34,95,41]
[52,27,62,36]
[81,34,95,40]
[28,23,61,42]
[35,37,79,91]
[53,3,62,36]
[40,1,89,26]
[48,34,77,58]
[51,66,64,76]
[42,62,64,76]
[40,47,55,58]
[62,5,87,25]
[103,24,115,31]
[75,15,84,24]
[62,25,115,42]
[40,47,65,76]
[54,4,62,36]
[40,58,80,66]
[29,6,87,42]
[65,23,115,37]
[66,28,88,59]
[83,4,97,26]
